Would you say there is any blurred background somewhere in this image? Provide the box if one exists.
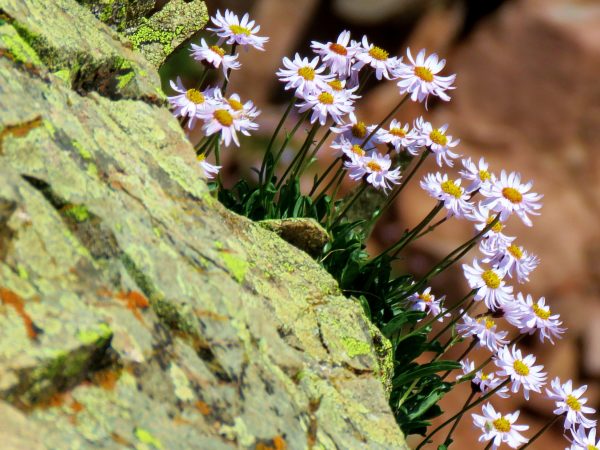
[162,0,600,447]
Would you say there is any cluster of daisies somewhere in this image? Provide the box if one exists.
[166,9,596,450]
[408,157,597,447]
[168,10,265,176]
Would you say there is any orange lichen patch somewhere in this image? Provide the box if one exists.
[0,287,38,339]
[111,432,133,447]
[193,309,228,322]
[92,368,121,390]
[256,436,287,450]
[116,290,149,321]
[70,399,85,414]
[195,400,212,415]
[273,436,287,450]
[0,116,43,153]
[172,415,194,426]
[38,392,68,409]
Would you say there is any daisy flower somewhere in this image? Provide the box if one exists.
[472,403,529,449]
[331,137,367,160]
[568,426,600,450]
[413,117,460,167]
[276,54,332,97]
[407,287,447,320]
[421,173,473,218]
[167,77,215,129]
[297,88,357,125]
[208,10,268,51]
[197,154,221,180]
[214,91,261,122]
[456,313,509,352]
[546,377,597,430]
[345,151,401,192]
[480,170,543,227]
[199,107,255,147]
[463,259,514,311]
[395,48,456,104]
[495,345,547,400]
[466,203,515,250]
[330,113,379,147]
[512,293,566,344]
[352,36,400,80]
[311,30,360,78]
[190,39,241,78]
[378,119,420,155]
[460,157,495,193]
[480,240,540,284]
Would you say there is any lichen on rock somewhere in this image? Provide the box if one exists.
[0,0,408,448]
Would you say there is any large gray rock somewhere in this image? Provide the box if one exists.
[0,0,407,448]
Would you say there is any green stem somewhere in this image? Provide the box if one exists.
[310,157,341,196]
[369,149,429,227]
[359,94,410,149]
[397,290,476,344]
[414,216,448,239]
[276,121,320,189]
[259,97,297,185]
[264,111,309,186]
[220,44,237,94]
[429,299,476,344]
[298,128,332,176]
[518,415,561,449]
[443,390,477,446]
[440,338,477,381]
[331,183,368,227]
[415,380,510,450]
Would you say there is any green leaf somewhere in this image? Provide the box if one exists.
[393,361,460,387]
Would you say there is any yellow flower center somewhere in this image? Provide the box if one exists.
[477,317,496,329]
[441,180,463,198]
[480,372,489,381]
[351,121,367,138]
[566,395,582,411]
[214,109,233,126]
[368,46,389,61]
[532,304,551,320]
[229,24,251,36]
[429,129,448,146]
[318,92,334,105]
[329,43,348,55]
[479,170,491,181]
[481,270,501,289]
[513,360,530,376]
[227,98,244,111]
[366,160,383,172]
[502,187,523,204]
[197,153,206,162]
[351,145,365,157]
[390,127,406,138]
[507,244,523,259]
[419,293,433,303]
[328,79,344,91]
[186,89,205,104]
[414,66,434,82]
[486,215,504,233]
[297,66,315,81]
[210,45,226,57]
[587,445,599,450]
[492,417,511,433]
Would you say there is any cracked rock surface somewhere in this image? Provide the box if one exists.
[0,0,407,449]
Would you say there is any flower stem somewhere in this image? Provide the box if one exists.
[220,43,237,94]
[359,93,410,149]
[275,121,320,189]
[415,380,510,450]
[518,414,561,449]
[259,97,297,185]
[310,157,341,196]
[331,183,368,227]
[298,128,332,176]
[443,390,477,446]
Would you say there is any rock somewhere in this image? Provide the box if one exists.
[0,0,407,448]
[332,0,423,25]
[258,218,329,258]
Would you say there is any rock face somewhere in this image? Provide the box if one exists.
[0,1,407,449]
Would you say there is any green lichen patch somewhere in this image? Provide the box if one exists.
[341,336,371,358]
[219,251,249,284]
